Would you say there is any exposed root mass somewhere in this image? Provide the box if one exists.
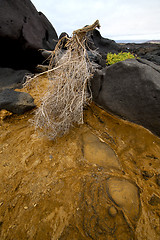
[24,20,100,139]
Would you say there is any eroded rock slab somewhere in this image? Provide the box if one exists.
[106,177,141,224]
[82,132,121,170]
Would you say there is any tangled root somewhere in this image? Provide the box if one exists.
[24,20,100,140]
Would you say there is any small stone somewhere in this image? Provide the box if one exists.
[24,206,28,210]
[108,206,117,217]
[0,109,12,120]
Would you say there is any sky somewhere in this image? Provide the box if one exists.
[31,0,160,41]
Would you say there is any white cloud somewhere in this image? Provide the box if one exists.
[31,0,160,40]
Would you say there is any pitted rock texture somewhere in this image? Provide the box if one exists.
[91,58,160,137]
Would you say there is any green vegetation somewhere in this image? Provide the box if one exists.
[106,52,137,65]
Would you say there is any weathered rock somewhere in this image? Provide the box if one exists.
[86,31,160,66]
[87,29,122,60]
[0,89,35,114]
[0,67,30,92]
[106,177,141,224]
[82,132,121,170]
[59,32,69,50]
[137,58,160,72]
[91,59,160,137]
[41,50,52,60]
[0,0,58,70]
[59,32,69,39]
[35,64,49,73]
[87,50,106,68]
[121,42,160,65]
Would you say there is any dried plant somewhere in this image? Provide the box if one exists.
[24,20,100,140]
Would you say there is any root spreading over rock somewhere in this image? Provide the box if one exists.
[24,20,100,139]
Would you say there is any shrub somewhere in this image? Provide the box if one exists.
[106,52,137,65]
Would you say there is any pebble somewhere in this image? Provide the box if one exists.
[108,206,117,217]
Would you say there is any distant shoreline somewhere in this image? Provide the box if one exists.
[115,40,160,44]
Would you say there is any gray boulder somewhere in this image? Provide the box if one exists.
[0,0,58,70]
[0,68,31,92]
[91,59,160,137]
[0,89,35,114]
